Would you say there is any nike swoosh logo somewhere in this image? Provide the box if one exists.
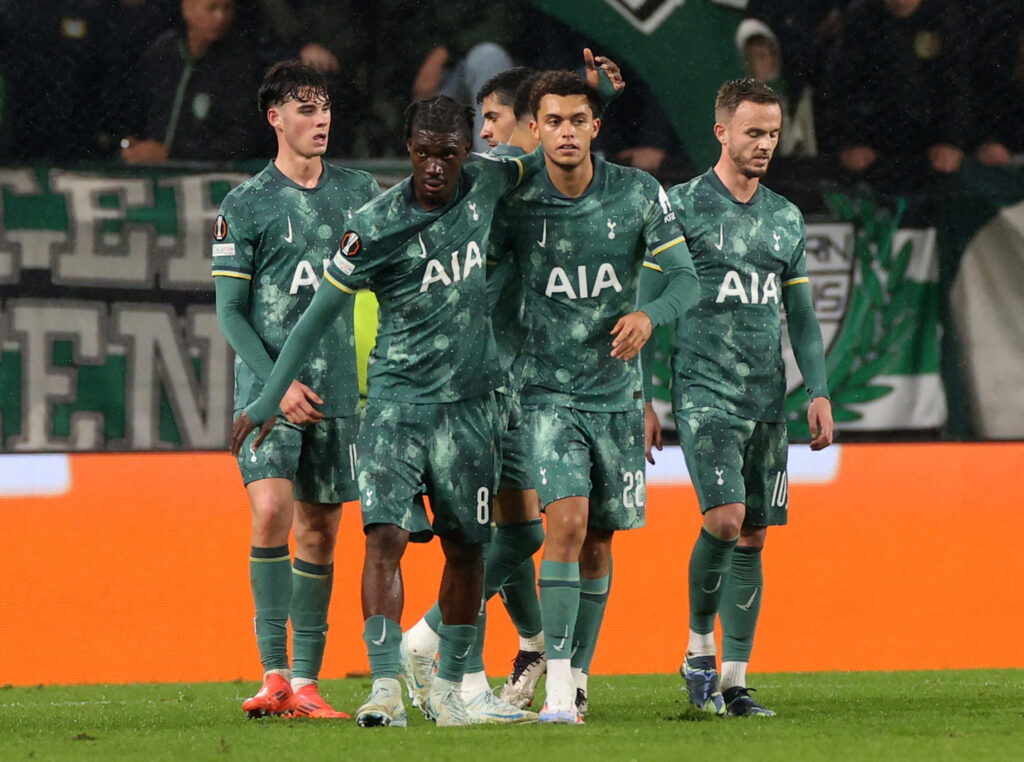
[417,232,428,258]
[370,620,387,646]
[284,215,293,243]
[714,224,723,250]
[552,626,568,652]
[701,576,722,595]
[736,587,759,611]
[537,219,547,247]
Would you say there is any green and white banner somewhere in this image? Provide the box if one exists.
[786,196,945,436]
[0,166,245,451]
[532,0,744,167]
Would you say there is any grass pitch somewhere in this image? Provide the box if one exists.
[2,670,1021,761]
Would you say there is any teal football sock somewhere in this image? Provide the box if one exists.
[363,615,402,680]
[250,545,291,672]
[539,560,580,662]
[688,528,737,634]
[290,558,332,680]
[499,558,543,638]
[436,623,477,683]
[720,546,763,663]
[483,519,545,600]
[571,565,611,673]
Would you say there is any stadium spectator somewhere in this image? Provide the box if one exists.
[120,0,266,163]
[823,0,972,188]
[744,0,847,102]
[96,0,180,156]
[735,18,816,158]
[360,0,526,155]
[970,0,1024,165]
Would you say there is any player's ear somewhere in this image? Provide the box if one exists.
[267,106,280,131]
[530,119,539,141]
[713,121,727,145]
[591,116,601,139]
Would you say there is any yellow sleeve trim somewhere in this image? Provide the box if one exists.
[650,235,687,257]
[642,262,664,272]
[324,270,357,294]
[782,276,810,287]
[512,157,524,187]
[212,270,251,280]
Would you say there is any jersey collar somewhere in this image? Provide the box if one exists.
[706,167,760,206]
[538,154,604,201]
[266,158,331,192]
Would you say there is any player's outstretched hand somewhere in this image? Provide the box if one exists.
[280,380,324,425]
[807,396,834,451]
[230,411,275,456]
[583,47,625,92]
[610,311,653,361]
[644,402,663,465]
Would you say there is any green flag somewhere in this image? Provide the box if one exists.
[532,0,744,166]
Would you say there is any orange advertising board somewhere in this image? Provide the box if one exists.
[1,443,1022,686]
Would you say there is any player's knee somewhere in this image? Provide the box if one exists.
[579,529,613,575]
[251,504,291,543]
[294,527,337,560]
[440,536,484,571]
[506,520,545,557]
[364,523,408,563]
[738,526,766,550]
[703,503,745,540]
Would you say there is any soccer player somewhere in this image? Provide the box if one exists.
[641,78,833,718]
[493,70,699,724]
[398,64,548,723]
[478,66,536,149]
[401,55,628,716]
[230,95,544,727]
[213,61,380,719]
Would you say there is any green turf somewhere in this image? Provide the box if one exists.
[2,670,1021,761]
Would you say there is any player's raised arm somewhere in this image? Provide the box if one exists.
[583,48,625,105]
[781,226,833,450]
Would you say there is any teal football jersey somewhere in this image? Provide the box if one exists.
[324,152,531,403]
[494,157,693,412]
[212,160,380,416]
[666,168,808,422]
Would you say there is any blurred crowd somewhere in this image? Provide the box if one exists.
[0,0,1021,192]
